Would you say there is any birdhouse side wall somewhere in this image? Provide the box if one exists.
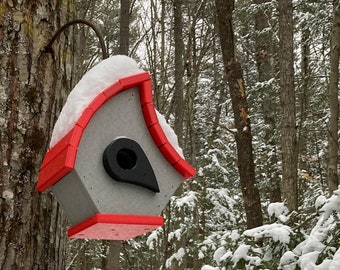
[51,170,98,225]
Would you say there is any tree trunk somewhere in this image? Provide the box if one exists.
[215,0,263,229]
[253,0,281,203]
[173,0,185,145]
[253,0,272,82]
[105,1,132,268]
[278,0,298,211]
[327,0,340,195]
[105,240,121,270]
[297,26,311,201]
[0,1,74,268]
[298,27,310,170]
[119,0,130,55]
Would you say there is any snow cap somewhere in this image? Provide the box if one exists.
[50,55,143,147]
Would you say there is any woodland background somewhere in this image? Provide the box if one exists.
[0,0,339,269]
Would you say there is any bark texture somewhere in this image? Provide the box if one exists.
[327,0,340,194]
[278,0,298,210]
[172,0,185,145]
[119,0,130,55]
[0,1,74,268]
[253,0,281,203]
[105,2,132,268]
[105,240,121,270]
[215,0,263,229]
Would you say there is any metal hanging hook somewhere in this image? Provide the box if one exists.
[43,19,109,59]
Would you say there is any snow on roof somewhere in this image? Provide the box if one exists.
[50,55,143,147]
[49,55,183,157]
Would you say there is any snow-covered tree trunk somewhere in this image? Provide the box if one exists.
[327,0,340,195]
[215,0,263,229]
[278,0,298,211]
[0,1,74,268]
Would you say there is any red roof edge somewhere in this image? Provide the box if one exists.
[36,71,196,191]
[140,77,196,180]
[36,126,82,192]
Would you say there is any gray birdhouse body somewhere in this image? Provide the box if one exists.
[37,69,196,240]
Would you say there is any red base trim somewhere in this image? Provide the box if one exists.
[68,214,164,240]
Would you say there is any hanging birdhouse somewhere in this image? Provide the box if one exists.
[36,55,196,241]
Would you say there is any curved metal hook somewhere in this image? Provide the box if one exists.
[44,19,109,59]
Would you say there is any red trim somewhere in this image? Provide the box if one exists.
[88,92,110,111]
[159,143,181,165]
[37,125,83,191]
[148,124,168,147]
[68,213,164,240]
[40,127,78,169]
[36,71,196,191]
[119,72,150,89]
[102,81,123,99]
[37,145,77,191]
[174,159,197,179]
[142,103,158,127]
[76,108,94,129]
[140,80,154,105]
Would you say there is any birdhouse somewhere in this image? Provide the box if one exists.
[36,56,196,241]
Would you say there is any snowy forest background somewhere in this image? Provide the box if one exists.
[0,0,340,269]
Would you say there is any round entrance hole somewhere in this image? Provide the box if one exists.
[116,148,137,169]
